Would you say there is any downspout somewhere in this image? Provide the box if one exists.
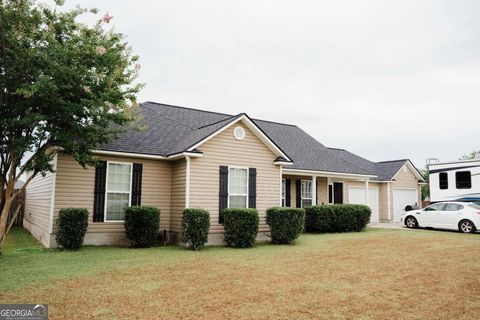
[387,182,391,221]
[185,156,191,208]
[279,165,283,206]
[48,153,58,234]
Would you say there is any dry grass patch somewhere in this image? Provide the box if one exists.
[1,228,479,319]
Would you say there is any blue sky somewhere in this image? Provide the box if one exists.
[60,0,480,168]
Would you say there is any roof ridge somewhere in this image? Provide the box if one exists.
[197,113,243,129]
[252,118,297,127]
[377,159,409,164]
[327,147,346,151]
[144,101,232,117]
[144,101,298,128]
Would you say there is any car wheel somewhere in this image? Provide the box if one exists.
[458,220,476,233]
[405,216,418,229]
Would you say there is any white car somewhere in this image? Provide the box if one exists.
[401,202,480,233]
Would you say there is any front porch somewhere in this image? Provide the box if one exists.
[281,169,386,223]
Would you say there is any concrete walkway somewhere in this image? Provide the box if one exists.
[368,222,406,229]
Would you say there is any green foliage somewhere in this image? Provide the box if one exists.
[223,208,259,248]
[420,168,430,200]
[266,207,305,244]
[0,0,141,252]
[305,205,371,233]
[181,208,210,251]
[55,208,89,250]
[124,206,160,248]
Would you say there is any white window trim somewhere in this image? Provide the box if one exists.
[227,166,249,209]
[301,180,312,208]
[281,178,286,207]
[104,161,133,222]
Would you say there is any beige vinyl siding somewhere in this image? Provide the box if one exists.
[53,153,172,245]
[24,158,56,247]
[170,159,186,233]
[189,122,280,233]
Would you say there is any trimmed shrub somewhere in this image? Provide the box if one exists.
[55,208,89,250]
[124,206,160,248]
[223,208,259,248]
[181,208,210,251]
[266,207,305,244]
[305,204,371,233]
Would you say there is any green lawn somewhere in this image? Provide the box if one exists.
[1,227,479,319]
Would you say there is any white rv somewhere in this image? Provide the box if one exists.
[428,157,480,203]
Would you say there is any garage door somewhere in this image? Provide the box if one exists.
[348,187,379,223]
[393,189,417,222]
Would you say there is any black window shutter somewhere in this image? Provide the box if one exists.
[285,179,291,207]
[131,163,143,206]
[248,168,257,208]
[219,166,229,224]
[296,179,301,208]
[93,161,107,222]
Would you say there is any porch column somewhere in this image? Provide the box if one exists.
[312,176,317,206]
[364,178,369,205]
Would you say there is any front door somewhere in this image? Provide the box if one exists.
[333,182,343,204]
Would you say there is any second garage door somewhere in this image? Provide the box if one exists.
[348,187,379,223]
[393,189,418,222]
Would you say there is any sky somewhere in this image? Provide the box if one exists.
[61,0,480,168]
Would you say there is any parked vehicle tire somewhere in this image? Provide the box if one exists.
[405,216,418,229]
[458,220,476,233]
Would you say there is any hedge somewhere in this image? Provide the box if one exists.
[305,204,371,233]
[223,208,259,248]
[55,208,89,250]
[124,206,160,248]
[181,208,210,251]
[266,207,305,244]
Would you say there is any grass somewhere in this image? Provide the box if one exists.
[1,227,479,319]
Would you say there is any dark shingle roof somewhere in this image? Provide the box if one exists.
[99,102,415,179]
[326,148,410,181]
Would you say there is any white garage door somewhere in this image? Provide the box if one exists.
[393,189,417,222]
[348,187,379,223]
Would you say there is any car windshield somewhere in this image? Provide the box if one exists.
[468,203,480,210]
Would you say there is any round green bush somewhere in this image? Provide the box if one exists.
[181,208,210,251]
[266,207,305,244]
[305,204,371,233]
[223,208,259,248]
[55,208,89,250]
[124,206,160,248]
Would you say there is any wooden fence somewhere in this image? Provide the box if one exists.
[7,190,25,227]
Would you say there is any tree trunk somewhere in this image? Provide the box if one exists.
[0,186,14,255]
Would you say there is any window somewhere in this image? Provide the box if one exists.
[444,203,463,211]
[439,172,448,190]
[106,162,132,221]
[456,171,471,189]
[228,167,248,208]
[424,203,445,211]
[281,179,286,207]
[301,180,312,208]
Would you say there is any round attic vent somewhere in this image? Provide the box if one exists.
[233,126,245,140]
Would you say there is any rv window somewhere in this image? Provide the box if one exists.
[456,171,471,189]
[439,172,448,190]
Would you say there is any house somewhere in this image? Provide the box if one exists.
[24,102,425,247]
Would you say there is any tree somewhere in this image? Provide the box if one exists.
[0,0,141,253]
[460,150,480,160]
[420,168,429,201]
